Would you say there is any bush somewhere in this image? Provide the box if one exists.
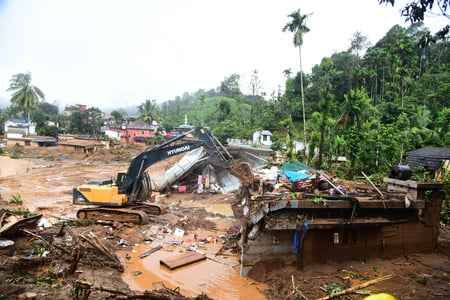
[9,193,23,205]
[9,144,24,159]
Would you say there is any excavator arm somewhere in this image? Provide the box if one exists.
[74,127,232,206]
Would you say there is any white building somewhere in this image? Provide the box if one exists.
[104,129,121,141]
[252,130,272,147]
[4,118,36,138]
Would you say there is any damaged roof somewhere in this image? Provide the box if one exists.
[407,147,450,170]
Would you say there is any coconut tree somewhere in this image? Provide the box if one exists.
[138,99,159,124]
[283,9,310,154]
[7,72,45,121]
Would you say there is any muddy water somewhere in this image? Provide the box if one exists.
[120,243,266,300]
[204,203,234,218]
[0,157,32,177]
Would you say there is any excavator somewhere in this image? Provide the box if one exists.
[72,127,238,224]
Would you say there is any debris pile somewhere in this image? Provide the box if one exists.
[237,160,446,275]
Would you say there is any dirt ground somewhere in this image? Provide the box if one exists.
[1,146,449,299]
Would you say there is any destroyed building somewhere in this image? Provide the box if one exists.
[237,162,446,275]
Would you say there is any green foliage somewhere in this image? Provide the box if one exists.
[219,74,242,97]
[7,72,45,121]
[321,282,345,295]
[282,9,310,47]
[156,22,448,180]
[111,109,125,125]
[31,102,59,136]
[8,193,23,205]
[138,99,160,124]
[145,134,165,146]
[312,196,325,204]
[7,207,37,218]
[66,106,103,135]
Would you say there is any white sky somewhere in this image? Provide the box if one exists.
[0,0,447,109]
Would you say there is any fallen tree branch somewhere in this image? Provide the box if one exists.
[79,231,124,272]
[290,275,308,300]
[21,229,71,255]
[317,274,393,300]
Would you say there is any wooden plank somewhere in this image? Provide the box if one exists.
[139,245,162,259]
[265,217,410,230]
[383,178,418,188]
[160,252,206,270]
[262,199,422,210]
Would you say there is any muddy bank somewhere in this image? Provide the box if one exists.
[0,157,32,178]
[1,150,449,299]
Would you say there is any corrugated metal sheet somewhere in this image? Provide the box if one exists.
[407,147,450,170]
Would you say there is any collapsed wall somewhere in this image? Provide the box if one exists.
[239,178,444,276]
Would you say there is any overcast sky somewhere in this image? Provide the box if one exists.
[0,0,447,109]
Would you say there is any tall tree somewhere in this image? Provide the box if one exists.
[219,74,241,97]
[349,31,371,57]
[138,99,159,124]
[283,9,310,154]
[7,73,45,121]
[111,110,124,125]
[249,69,262,96]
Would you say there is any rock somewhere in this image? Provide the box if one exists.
[17,292,37,299]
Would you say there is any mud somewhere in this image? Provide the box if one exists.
[0,157,32,178]
[1,148,449,299]
[120,243,266,300]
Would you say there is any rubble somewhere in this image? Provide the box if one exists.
[1,143,449,299]
[237,160,446,276]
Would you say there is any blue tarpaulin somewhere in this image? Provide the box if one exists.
[292,221,309,254]
[281,161,312,182]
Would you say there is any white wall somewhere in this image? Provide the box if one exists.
[104,129,120,141]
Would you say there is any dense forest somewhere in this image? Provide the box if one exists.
[159,23,449,177]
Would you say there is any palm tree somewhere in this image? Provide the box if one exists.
[138,99,159,124]
[283,9,310,154]
[7,73,45,121]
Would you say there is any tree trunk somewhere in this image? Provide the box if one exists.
[299,46,307,157]
[317,113,326,168]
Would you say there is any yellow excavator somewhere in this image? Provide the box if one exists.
[72,128,236,224]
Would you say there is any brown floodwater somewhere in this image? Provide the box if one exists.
[119,243,266,300]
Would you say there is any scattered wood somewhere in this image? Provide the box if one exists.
[318,172,345,196]
[0,210,7,227]
[0,286,25,298]
[72,280,92,300]
[361,171,386,208]
[0,214,42,237]
[160,252,206,270]
[68,245,82,275]
[79,231,124,272]
[139,245,162,259]
[93,282,212,300]
[21,229,71,255]
[317,274,393,300]
[290,275,308,300]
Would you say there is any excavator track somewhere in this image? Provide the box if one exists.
[77,207,150,225]
[131,203,163,215]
